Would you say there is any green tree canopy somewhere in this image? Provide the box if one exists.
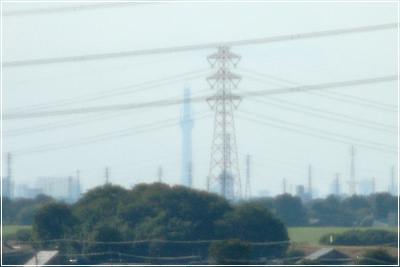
[274,194,308,226]
[33,202,76,248]
[209,239,253,265]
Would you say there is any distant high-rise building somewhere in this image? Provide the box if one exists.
[180,86,194,188]
[36,176,81,203]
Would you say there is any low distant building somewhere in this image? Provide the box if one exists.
[2,178,14,199]
[295,185,311,202]
[373,212,398,228]
[373,218,388,228]
[297,248,350,265]
[16,184,43,199]
[388,212,398,227]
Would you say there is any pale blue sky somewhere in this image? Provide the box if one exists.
[2,1,398,198]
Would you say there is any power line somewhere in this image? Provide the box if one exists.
[4,68,209,113]
[245,97,397,134]
[2,2,154,17]
[239,109,396,151]
[306,91,397,113]
[3,95,206,119]
[239,67,398,112]
[240,75,397,98]
[3,75,396,120]
[12,112,212,155]
[236,113,397,154]
[248,94,396,131]
[3,23,397,67]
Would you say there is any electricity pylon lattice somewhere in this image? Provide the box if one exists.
[207,47,242,199]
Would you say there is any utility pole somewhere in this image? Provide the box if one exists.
[77,170,81,200]
[283,178,287,194]
[105,167,109,185]
[334,173,340,196]
[308,164,312,200]
[158,166,163,183]
[349,146,357,195]
[207,47,242,199]
[245,155,251,199]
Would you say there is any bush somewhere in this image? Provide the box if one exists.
[319,229,397,246]
[16,229,32,242]
[354,248,397,265]
[209,239,253,265]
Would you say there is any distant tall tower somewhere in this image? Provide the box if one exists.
[207,47,242,199]
[349,146,357,195]
[180,87,194,188]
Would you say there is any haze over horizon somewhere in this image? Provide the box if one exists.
[2,1,398,199]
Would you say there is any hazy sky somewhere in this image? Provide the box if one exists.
[2,1,398,198]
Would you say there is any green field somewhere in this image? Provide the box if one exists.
[2,225,31,239]
[288,227,398,246]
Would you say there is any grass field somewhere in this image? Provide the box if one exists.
[2,225,31,239]
[288,227,398,246]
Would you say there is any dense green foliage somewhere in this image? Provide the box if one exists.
[209,239,253,265]
[31,183,289,263]
[2,195,54,225]
[306,193,397,227]
[252,194,308,226]
[33,202,77,249]
[354,248,397,265]
[319,229,398,246]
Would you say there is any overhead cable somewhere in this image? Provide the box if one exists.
[239,67,398,111]
[246,97,397,134]
[2,2,154,17]
[236,113,397,154]
[4,68,209,113]
[3,23,397,67]
[3,75,396,119]
[239,109,396,151]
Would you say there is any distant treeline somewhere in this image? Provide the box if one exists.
[2,194,55,225]
[250,192,397,227]
[3,189,397,228]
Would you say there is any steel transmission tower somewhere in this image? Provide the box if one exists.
[105,167,109,185]
[334,173,340,196]
[349,146,357,195]
[3,153,14,198]
[180,87,194,188]
[206,47,242,199]
[158,166,163,183]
